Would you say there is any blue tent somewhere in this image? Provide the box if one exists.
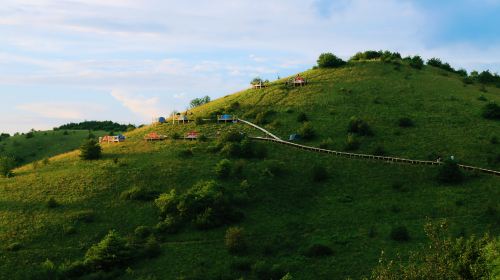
[221,114,232,120]
[289,134,300,141]
[158,117,166,123]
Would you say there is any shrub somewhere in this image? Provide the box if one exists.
[219,129,244,143]
[409,56,424,69]
[6,242,22,251]
[84,230,132,271]
[63,225,76,235]
[437,159,464,184]
[141,236,161,258]
[71,210,95,223]
[477,95,488,102]
[225,227,247,254]
[373,146,387,156]
[171,132,180,140]
[311,166,328,182]
[482,103,500,120]
[303,243,334,257]
[155,215,181,234]
[390,226,410,242]
[79,139,102,160]
[46,197,59,208]
[261,160,286,177]
[348,117,373,136]
[154,190,179,218]
[345,134,360,151]
[298,122,315,140]
[319,138,334,149]
[189,96,211,108]
[230,257,252,272]
[317,53,346,68]
[120,187,158,201]
[42,157,50,165]
[297,112,308,122]
[134,226,152,239]
[215,159,232,179]
[254,112,268,125]
[178,148,193,157]
[220,142,241,158]
[0,156,15,178]
[281,273,293,280]
[398,117,414,127]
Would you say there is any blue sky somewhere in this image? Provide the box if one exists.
[0,0,499,134]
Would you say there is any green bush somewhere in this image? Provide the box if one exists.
[348,117,373,136]
[0,156,15,178]
[46,197,59,209]
[219,129,244,143]
[317,53,346,68]
[297,112,308,122]
[171,132,180,140]
[398,117,414,127]
[298,122,315,140]
[225,227,247,254]
[134,226,152,239]
[345,134,360,151]
[319,138,334,149]
[373,146,387,156]
[178,148,194,157]
[303,243,334,257]
[215,159,232,179]
[141,236,161,258]
[252,261,286,280]
[155,215,181,234]
[120,187,158,201]
[230,257,252,272]
[6,242,22,251]
[437,159,464,184]
[311,166,328,182]
[261,160,286,177]
[71,210,95,223]
[220,142,241,158]
[482,103,500,120]
[84,230,132,271]
[79,139,102,160]
[390,226,410,242]
[490,136,499,144]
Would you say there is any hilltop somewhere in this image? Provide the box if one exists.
[0,54,499,279]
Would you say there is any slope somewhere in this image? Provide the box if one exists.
[0,60,499,280]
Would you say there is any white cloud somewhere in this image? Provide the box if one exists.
[110,90,162,120]
[16,102,105,120]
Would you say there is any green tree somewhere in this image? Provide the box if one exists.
[84,230,132,271]
[79,139,102,160]
[225,227,247,254]
[317,53,346,68]
[409,55,424,69]
[0,156,15,177]
[189,96,211,108]
[482,103,500,120]
[437,159,464,184]
[215,159,232,179]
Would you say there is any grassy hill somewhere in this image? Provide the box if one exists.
[0,60,499,279]
[0,130,108,167]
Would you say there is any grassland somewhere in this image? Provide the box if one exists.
[0,130,107,166]
[0,61,499,279]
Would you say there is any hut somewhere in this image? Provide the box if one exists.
[217,114,237,123]
[173,114,189,124]
[185,131,199,140]
[287,75,308,87]
[144,132,165,141]
[99,134,126,143]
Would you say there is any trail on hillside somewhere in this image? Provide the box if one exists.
[238,119,500,177]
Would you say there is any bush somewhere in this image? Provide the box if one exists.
[155,215,181,234]
[319,138,334,149]
[178,148,193,157]
[142,236,161,258]
[348,117,373,136]
[220,143,241,158]
[46,197,59,208]
[261,160,286,177]
[6,242,22,251]
[390,226,410,242]
[120,187,158,201]
[230,257,252,272]
[219,129,244,143]
[298,122,315,140]
[409,56,424,69]
[71,210,95,223]
[297,112,308,122]
[84,230,132,271]
[398,117,415,127]
[482,103,500,120]
[134,226,152,239]
[215,159,232,179]
[189,96,210,108]
[79,139,102,160]
[171,132,180,140]
[345,134,360,151]
[373,146,387,156]
[303,243,334,257]
[311,166,328,182]
[252,261,286,280]
[317,53,346,68]
[0,156,15,177]
[225,227,247,254]
[437,159,464,184]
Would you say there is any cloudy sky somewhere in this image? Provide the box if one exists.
[1,0,499,134]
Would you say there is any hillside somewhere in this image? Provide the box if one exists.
[0,130,107,167]
[0,60,499,279]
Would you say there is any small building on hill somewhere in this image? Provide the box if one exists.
[99,134,126,143]
[173,114,189,124]
[144,132,165,141]
[185,131,199,140]
[217,114,238,123]
[287,74,308,87]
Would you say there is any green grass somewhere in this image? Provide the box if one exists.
[0,130,107,166]
[0,61,499,279]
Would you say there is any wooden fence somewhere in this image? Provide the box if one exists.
[237,118,500,177]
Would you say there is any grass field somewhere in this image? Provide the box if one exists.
[0,60,499,279]
[0,130,107,167]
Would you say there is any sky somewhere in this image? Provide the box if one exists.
[0,0,499,134]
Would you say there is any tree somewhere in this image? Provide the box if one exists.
[79,139,102,160]
[225,227,247,254]
[317,53,346,68]
[409,56,424,69]
[482,103,500,120]
[437,159,464,184]
[189,96,211,108]
[215,159,232,179]
[84,230,132,271]
[0,156,15,177]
